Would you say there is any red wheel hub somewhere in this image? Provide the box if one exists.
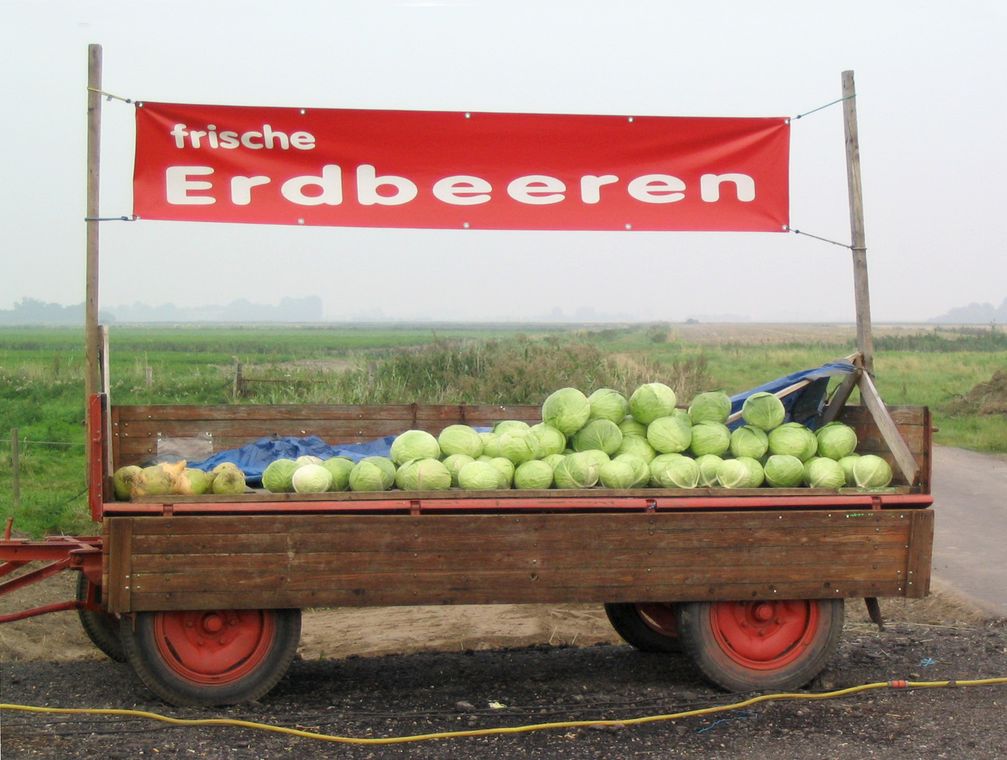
[710,600,819,670]
[153,610,276,685]
[636,603,679,638]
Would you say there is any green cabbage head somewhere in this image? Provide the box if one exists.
[458,461,503,490]
[514,460,555,489]
[853,455,893,488]
[599,459,637,489]
[688,391,732,424]
[647,414,692,454]
[542,388,592,435]
[695,454,724,487]
[258,458,296,492]
[815,422,858,461]
[529,423,567,457]
[616,434,656,463]
[730,425,769,459]
[741,392,785,431]
[395,458,452,490]
[438,424,484,458]
[321,457,354,491]
[588,388,629,424]
[553,452,600,489]
[629,382,677,424]
[689,421,731,457]
[763,454,805,488]
[292,463,332,493]
[572,419,623,455]
[804,457,846,489]
[613,453,651,487]
[390,430,441,465]
[649,453,700,488]
[442,453,475,486]
[838,454,861,486]
[768,422,818,462]
[112,465,142,500]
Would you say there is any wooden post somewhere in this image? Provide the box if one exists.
[842,70,874,375]
[10,429,20,513]
[233,360,244,399]
[85,44,102,497]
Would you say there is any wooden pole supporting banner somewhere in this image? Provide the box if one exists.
[85,45,102,399]
[85,44,102,496]
[842,70,874,375]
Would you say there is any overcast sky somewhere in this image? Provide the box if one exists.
[2,0,1005,322]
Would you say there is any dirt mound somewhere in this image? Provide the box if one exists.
[947,370,1007,415]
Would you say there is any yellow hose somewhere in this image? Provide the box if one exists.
[2,677,1005,746]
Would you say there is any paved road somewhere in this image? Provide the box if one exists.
[931,445,1007,616]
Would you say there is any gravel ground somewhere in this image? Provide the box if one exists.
[2,619,1005,759]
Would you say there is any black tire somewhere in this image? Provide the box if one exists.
[120,608,301,707]
[604,602,682,653]
[76,573,126,662]
[676,598,844,692]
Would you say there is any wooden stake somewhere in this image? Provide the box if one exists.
[842,70,874,374]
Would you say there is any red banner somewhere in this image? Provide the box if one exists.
[133,102,789,232]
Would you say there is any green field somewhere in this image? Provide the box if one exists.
[2,323,1004,537]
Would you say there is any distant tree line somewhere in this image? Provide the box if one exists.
[0,296,323,324]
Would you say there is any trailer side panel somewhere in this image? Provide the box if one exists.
[104,509,932,614]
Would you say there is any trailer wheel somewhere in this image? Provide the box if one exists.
[604,603,682,653]
[120,609,301,706]
[677,599,844,692]
[76,574,125,662]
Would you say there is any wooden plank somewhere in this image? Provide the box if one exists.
[126,578,909,612]
[840,406,926,426]
[843,69,875,374]
[853,428,926,460]
[112,403,541,423]
[132,542,909,576]
[132,560,908,596]
[130,523,910,557]
[820,367,861,425]
[904,509,934,599]
[123,510,906,538]
[104,518,132,612]
[858,372,920,486]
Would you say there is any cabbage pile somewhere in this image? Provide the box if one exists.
[301,383,891,493]
[114,383,896,499]
[113,459,249,500]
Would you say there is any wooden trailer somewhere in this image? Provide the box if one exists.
[36,382,925,706]
[0,51,934,706]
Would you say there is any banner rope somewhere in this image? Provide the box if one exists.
[84,215,137,222]
[785,227,856,250]
[790,93,855,121]
[87,86,135,105]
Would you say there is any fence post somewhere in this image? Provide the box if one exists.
[10,428,20,513]
[233,360,244,399]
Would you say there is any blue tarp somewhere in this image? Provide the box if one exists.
[188,434,398,486]
[186,360,857,485]
[728,360,856,430]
